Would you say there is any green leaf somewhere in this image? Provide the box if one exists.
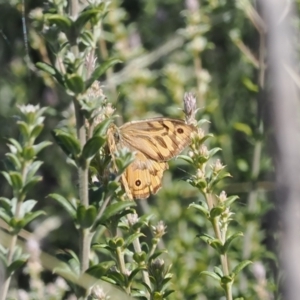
[233,122,253,136]
[208,147,222,158]
[148,250,167,261]
[107,268,125,286]
[33,141,52,155]
[6,153,21,170]
[1,171,12,186]
[124,232,145,248]
[223,232,244,253]
[36,62,64,86]
[20,200,37,217]
[96,201,136,225]
[77,205,97,228]
[46,14,73,32]
[9,172,23,191]
[26,161,43,181]
[18,211,46,228]
[0,209,12,224]
[52,129,81,157]
[7,258,27,277]
[231,260,252,276]
[223,195,239,207]
[22,146,36,160]
[17,121,30,139]
[93,118,114,137]
[200,270,221,281]
[80,31,95,47]
[30,124,44,139]
[7,138,22,153]
[48,194,77,219]
[81,136,106,160]
[65,74,85,94]
[188,202,209,217]
[210,206,225,219]
[128,266,145,282]
[22,176,42,194]
[86,263,111,278]
[75,8,104,32]
[53,263,78,283]
[85,58,122,89]
[0,197,11,214]
[177,154,193,164]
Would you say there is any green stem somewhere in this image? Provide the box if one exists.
[132,236,151,296]
[116,247,131,294]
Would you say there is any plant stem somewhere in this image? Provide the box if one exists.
[0,197,24,300]
[132,236,151,296]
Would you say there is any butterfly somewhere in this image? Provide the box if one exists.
[107,118,196,200]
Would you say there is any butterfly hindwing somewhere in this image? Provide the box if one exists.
[123,152,168,199]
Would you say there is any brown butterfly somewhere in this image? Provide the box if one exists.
[107,118,196,199]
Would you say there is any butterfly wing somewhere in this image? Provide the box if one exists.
[122,151,168,199]
[119,118,196,161]
[107,118,195,199]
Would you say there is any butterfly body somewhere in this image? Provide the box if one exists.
[107,118,196,199]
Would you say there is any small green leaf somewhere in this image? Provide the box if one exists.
[93,118,114,137]
[75,8,104,32]
[48,193,77,219]
[22,176,42,194]
[148,250,167,261]
[17,121,30,139]
[20,200,37,217]
[124,232,145,248]
[30,124,44,139]
[80,31,95,47]
[76,205,96,228]
[223,195,239,207]
[86,263,111,278]
[85,58,122,89]
[1,171,12,186]
[36,62,64,85]
[83,206,97,228]
[0,209,11,224]
[52,129,81,157]
[96,201,136,225]
[200,270,221,281]
[6,153,21,170]
[128,267,145,282]
[177,154,194,164]
[26,161,43,181]
[19,211,46,228]
[82,136,106,160]
[65,74,85,94]
[223,232,244,253]
[22,146,36,160]
[7,259,27,277]
[7,138,22,153]
[210,206,225,218]
[46,14,73,32]
[208,147,222,158]
[0,197,11,214]
[188,202,209,217]
[9,172,23,191]
[231,260,252,276]
[33,141,52,155]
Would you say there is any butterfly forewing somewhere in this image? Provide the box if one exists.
[119,118,196,161]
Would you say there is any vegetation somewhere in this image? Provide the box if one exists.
[0,0,277,299]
